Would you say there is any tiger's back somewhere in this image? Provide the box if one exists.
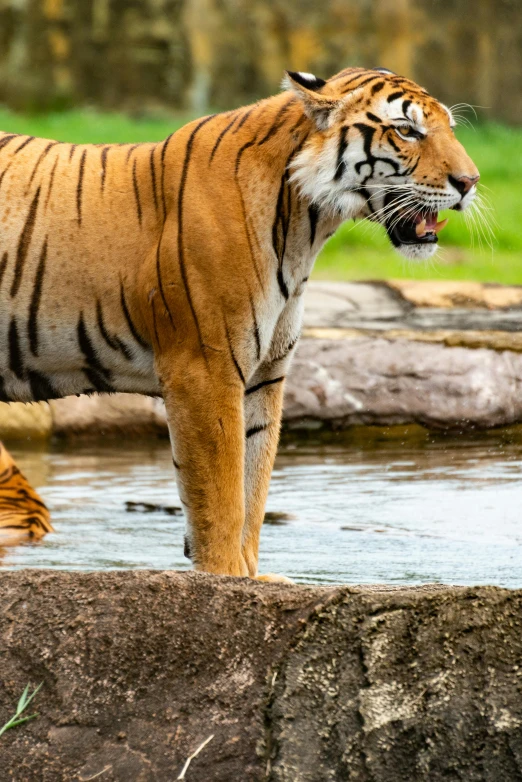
[0,135,168,402]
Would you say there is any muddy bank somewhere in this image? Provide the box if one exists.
[1,571,521,781]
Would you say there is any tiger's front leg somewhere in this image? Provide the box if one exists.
[157,351,249,577]
[242,371,286,578]
[242,350,297,584]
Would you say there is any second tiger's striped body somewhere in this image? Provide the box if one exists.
[0,68,479,579]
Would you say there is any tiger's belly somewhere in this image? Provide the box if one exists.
[0,310,161,403]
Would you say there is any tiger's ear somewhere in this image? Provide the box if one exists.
[283,71,341,130]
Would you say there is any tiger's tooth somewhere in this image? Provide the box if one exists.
[415,219,427,237]
[434,218,449,234]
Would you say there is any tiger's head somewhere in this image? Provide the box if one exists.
[287,68,480,260]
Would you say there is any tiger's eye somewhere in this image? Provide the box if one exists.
[398,124,412,136]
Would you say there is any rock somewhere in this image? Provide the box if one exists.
[287,337,522,429]
[0,572,521,781]
[50,393,167,437]
[387,279,522,310]
[0,401,52,440]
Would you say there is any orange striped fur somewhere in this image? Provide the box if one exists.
[0,442,52,545]
[0,68,478,579]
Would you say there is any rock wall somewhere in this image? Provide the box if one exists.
[0,0,520,121]
[1,572,521,781]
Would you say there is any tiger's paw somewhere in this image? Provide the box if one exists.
[255,573,295,584]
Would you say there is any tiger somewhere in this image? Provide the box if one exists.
[0,66,479,581]
[0,442,52,545]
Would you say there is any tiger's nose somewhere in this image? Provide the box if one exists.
[449,173,480,196]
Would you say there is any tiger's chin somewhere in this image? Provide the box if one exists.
[394,242,439,261]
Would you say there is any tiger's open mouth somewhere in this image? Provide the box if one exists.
[387,208,449,247]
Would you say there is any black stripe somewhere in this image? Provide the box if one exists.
[0,134,17,152]
[83,368,115,393]
[0,165,12,192]
[126,144,139,163]
[224,321,245,385]
[210,114,239,163]
[132,159,142,226]
[371,82,385,95]
[234,134,266,293]
[334,126,349,180]
[76,149,87,225]
[277,268,289,300]
[45,156,59,210]
[366,112,382,123]
[11,186,41,298]
[95,299,132,360]
[96,299,118,350]
[387,134,401,153]
[289,113,307,134]
[340,75,379,94]
[387,91,404,103]
[101,146,109,191]
[249,292,261,361]
[257,98,295,146]
[69,144,77,161]
[156,243,176,332]
[245,376,284,396]
[246,424,269,438]
[272,174,285,261]
[0,376,8,402]
[0,252,8,289]
[28,240,47,356]
[160,133,174,218]
[13,136,35,154]
[8,318,25,379]
[120,281,149,349]
[150,146,159,213]
[28,371,57,402]
[308,204,319,245]
[232,108,254,134]
[77,313,111,379]
[27,141,58,190]
[235,137,257,175]
[177,116,216,358]
[402,99,412,117]
[150,296,161,349]
[353,122,401,176]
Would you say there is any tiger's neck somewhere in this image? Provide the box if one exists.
[233,95,346,298]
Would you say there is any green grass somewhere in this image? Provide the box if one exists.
[0,108,518,283]
[0,683,42,738]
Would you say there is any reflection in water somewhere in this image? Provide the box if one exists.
[3,430,522,586]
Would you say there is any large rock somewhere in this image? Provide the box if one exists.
[0,401,52,439]
[0,572,521,781]
[286,336,522,430]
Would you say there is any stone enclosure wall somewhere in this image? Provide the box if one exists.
[0,0,520,121]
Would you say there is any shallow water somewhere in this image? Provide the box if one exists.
[3,430,522,586]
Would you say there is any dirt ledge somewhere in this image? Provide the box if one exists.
[1,571,521,781]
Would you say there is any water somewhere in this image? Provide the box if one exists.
[2,429,522,586]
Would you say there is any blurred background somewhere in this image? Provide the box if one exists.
[0,0,520,282]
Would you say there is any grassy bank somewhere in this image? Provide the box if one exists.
[0,108,518,284]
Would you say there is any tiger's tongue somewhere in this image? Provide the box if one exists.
[414,212,449,237]
[414,211,437,229]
